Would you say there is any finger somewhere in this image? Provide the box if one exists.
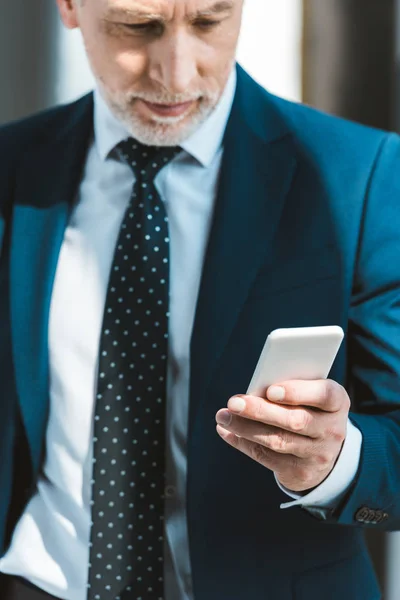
[216,426,328,491]
[216,425,295,471]
[216,412,317,458]
[266,379,349,413]
[225,397,325,438]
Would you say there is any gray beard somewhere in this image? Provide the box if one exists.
[98,85,219,147]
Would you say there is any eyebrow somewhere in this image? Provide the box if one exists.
[105,7,162,20]
[192,1,235,18]
[105,1,234,21]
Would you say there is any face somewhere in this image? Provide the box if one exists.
[57,0,244,146]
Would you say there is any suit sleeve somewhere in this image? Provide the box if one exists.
[323,132,400,530]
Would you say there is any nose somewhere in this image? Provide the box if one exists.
[148,30,198,95]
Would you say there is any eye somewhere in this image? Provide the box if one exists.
[193,19,220,31]
[124,21,163,35]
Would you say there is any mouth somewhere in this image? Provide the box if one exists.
[140,99,196,118]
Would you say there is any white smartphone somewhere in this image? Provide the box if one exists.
[246,326,345,398]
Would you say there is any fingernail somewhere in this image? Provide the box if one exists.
[268,386,286,401]
[228,397,246,412]
[216,410,232,426]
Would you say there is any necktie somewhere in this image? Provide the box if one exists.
[87,138,181,600]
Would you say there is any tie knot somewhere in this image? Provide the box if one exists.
[115,137,181,182]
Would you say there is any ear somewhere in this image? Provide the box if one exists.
[55,0,80,29]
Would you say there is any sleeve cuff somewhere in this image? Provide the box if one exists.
[276,418,363,509]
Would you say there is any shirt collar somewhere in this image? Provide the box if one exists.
[94,68,237,168]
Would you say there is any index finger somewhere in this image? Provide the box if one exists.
[266,379,348,413]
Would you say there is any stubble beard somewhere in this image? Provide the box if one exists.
[97,83,221,147]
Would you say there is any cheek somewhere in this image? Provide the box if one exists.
[195,36,236,74]
[115,50,148,81]
[198,46,236,87]
[83,32,147,91]
[200,28,240,73]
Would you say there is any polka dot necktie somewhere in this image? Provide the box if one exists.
[87,138,181,600]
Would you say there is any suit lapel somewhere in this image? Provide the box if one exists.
[10,95,93,472]
[189,66,298,432]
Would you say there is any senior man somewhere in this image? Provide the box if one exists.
[0,0,399,599]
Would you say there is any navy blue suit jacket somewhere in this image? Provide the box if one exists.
[1,65,399,599]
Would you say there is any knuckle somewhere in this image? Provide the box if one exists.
[252,443,270,464]
[254,399,266,422]
[289,409,308,432]
[323,379,336,405]
[325,380,349,412]
[315,451,332,468]
[287,384,300,404]
[303,442,316,459]
[333,427,346,444]
[324,422,346,444]
[296,466,314,487]
[268,431,289,453]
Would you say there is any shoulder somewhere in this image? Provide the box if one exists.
[236,65,395,178]
[264,91,394,172]
[0,94,93,219]
[0,93,93,163]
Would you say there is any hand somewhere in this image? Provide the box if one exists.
[215,380,351,492]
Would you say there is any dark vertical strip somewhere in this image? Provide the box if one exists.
[0,0,60,124]
[303,0,396,131]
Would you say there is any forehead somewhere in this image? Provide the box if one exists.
[103,0,237,18]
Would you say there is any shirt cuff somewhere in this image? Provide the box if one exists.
[276,418,362,509]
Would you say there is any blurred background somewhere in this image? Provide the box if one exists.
[0,0,399,596]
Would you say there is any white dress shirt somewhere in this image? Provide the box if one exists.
[0,68,362,599]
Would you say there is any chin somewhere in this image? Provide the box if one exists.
[124,119,199,147]
[110,97,218,147]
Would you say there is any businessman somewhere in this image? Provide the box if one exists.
[0,0,399,599]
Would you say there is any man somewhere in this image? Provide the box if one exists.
[0,0,399,598]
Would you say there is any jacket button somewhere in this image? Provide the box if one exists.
[366,509,377,524]
[355,506,371,523]
[355,507,389,525]
[375,510,389,524]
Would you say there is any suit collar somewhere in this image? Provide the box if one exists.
[229,63,292,145]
